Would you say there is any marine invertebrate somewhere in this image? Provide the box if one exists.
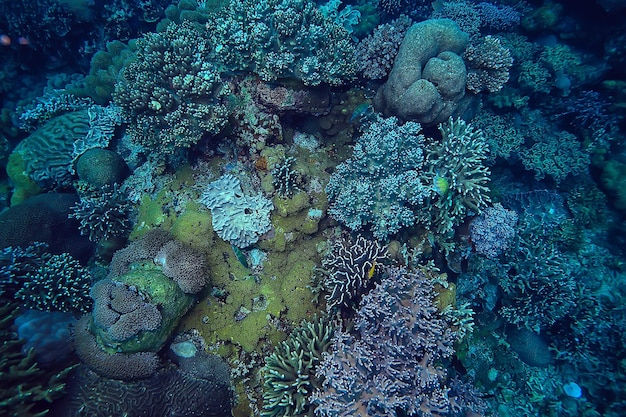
[464,35,513,93]
[321,234,387,311]
[204,0,357,86]
[0,302,75,416]
[113,20,231,156]
[271,156,302,198]
[199,174,274,248]
[420,117,491,235]
[73,315,163,380]
[469,203,518,258]
[326,116,432,240]
[355,15,412,80]
[374,19,472,124]
[69,183,134,243]
[312,266,478,417]
[153,240,208,294]
[261,316,335,417]
[0,243,92,314]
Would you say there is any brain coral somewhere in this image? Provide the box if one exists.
[199,174,274,248]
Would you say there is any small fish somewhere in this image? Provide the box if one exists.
[432,174,449,196]
[231,245,249,269]
[349,103,374,123]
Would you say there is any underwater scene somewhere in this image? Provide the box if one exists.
[1,0,625,416]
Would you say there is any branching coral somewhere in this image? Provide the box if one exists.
[261,316,335,417]
[312,266,479,417]
[321,234,387,311]
[326,116,432,240]
[464,35,513,93]
[0,243,92,314]
[69,183,134,243]
[204,0,357,86]
[113,20,232,156]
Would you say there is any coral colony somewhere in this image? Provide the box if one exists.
[1,1,626,417]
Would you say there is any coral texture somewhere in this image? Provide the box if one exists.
[204,0,357,86]
[261,316,335,417]
[321,234,387,310]
[464,35,513,93]
[469,203,518,258]
[200,174,274,248]
[0,243,92,314]
[113,20,231,156]
[312,266,475,416]
[325,116,432,240]
[153,240,208,294]
[374,19,471,124]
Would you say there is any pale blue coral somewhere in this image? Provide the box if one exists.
[200,174,274,248]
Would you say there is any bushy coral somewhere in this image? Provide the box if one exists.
[0,243,92,314]
[312,265,478,417]
[421,117,491,235]
[261,316,335,417]
[321,234,387,310]
[113,20,231,156]
[464,35,513,93]
[204,0,357,86]
[200,174,274,248]
[355,15,412,80]
[519,130,589,183]
[69,183,134,243]
[469,203,517,258]
[326,116,432,240]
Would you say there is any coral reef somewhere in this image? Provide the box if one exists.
[113,20,231,156]
[312,265,478,417]
[374,19,472,124]
[200,174,274,248]
[204,0,357,86]
[320,234,387,310]
[326,116,432,240]
[0,302,75,416]
[69,183,134,243]
[0,243,92,314]
[469,203,518,258]
[261,316,334,417]
[464,35,513,93]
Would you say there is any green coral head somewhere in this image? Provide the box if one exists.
[432,174,449,196]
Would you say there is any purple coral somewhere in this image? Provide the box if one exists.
[73,315,162,381]
[108,229,173,278]
[469,203,518,258]
[355,15,412,80]
[312,266,479,417]
[91,279,162,343]
[154,240,208,294]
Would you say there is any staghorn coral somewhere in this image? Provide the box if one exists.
[0,243,92,314]
[321,234,387,311]
[69,183,134,243]
[312,265,478,417]
[464,35,513,94]
[113,20,231,156]
[199,174,274,248]
[261,316,335,417]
